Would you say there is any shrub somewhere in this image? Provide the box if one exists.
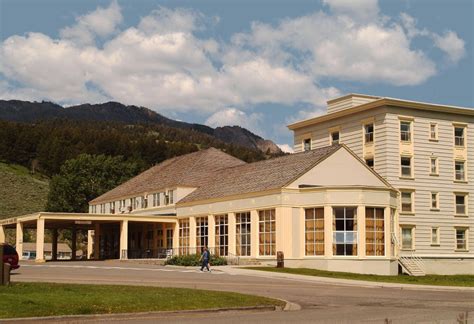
[165,254,227,266]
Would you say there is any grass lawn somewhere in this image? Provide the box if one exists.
[0,282,284,319]
[245,267,474,287]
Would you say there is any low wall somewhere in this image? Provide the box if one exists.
[421,258,474,275]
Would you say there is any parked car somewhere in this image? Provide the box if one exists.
[1,243,20,270]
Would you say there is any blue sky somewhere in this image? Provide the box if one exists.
[0,0,472,151]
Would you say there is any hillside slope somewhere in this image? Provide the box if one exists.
[0,100,282,154]
[0,163,49,219]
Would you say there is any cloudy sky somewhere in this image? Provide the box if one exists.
[1,0,472,151]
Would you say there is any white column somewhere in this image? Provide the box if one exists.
[0,225,5,243]
[36,218,45,262]
[357,205,366,258]
[208,215,215,252]
[324,205,333,257]
[228,213,236,255]
[87,230,93,259]
[189,217,196,253]
[51,228,58,261]
[172,222,179,251]
[120,220,129,259]
[251,210,259,258]
[16,222,24,258]
[161,223,167,249]
[384,207,391,258]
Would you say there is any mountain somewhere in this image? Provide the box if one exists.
[0,100,282,154]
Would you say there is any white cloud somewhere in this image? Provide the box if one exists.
[205,108,263,135]
[277,144,294,153]
[322,0,379,21]
[433,31,466,63]
[0,1,466,120]
[60,0,122,45]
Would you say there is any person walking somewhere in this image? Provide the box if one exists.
[200,247,211,272]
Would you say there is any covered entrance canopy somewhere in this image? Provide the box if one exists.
[0,212,178,262]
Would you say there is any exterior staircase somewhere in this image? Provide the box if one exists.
[391,233,426,276]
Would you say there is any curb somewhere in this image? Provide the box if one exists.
[224,268,474,292]
[0,305,280,323]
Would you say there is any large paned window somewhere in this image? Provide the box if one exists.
[456,228,468,250]
[215,215,228,256]
[178,219,190,255]
[196,217,209,253]
[401,191,414,213]
[401,227,414,250]
[258,209,276,256]
[454,126,465,147]
[333,207,357,256]
[364,123,374,143]
[365,208,385,256]
[166,227,173,249]
[455,161,466,181]
[305,208,324,256]
[236,212,251,256]
[400,121,411,142]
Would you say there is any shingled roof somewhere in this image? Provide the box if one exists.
[178,144,342,204]
[90,148,246,204]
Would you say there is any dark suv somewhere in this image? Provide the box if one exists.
[1,243,20,270]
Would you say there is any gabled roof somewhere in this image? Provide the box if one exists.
[178,144,343,204]
[90,148,246,204]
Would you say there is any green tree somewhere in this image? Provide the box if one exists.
[46,154,142,213]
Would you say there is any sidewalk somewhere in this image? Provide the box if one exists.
[217,266,474,292]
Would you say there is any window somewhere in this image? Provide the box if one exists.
[141,196,147,209]
[215,215,228,256]
[331,131,340,145]
[455,228,467,250]
[365,207,385,256]
[401,156,412,177]
[100,204,105,213]
[236,212,251,256]
[303,138,311,151]
[455,161,466,181]
[167,190,174,204]
[401,227,414,249]
[454,127,465,147]
[431,227,440,245]
[259,209,276,256]
[166,228,173,248]
[430,157,438,175]
[164,193,170,205]
[400,121,411,142]
[431,192,439,209]
[178,219,190,255]
[401,191,413,213]
[430,123,438,140]
[455,194,467,215]
[364,123,374,143]
[365,158,374,169]
[305,208,324,256]
[110,202,115,214]
[152,193,160,207]
[196,217,209,253]
[333,207,357,256]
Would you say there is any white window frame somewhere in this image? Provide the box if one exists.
[431,227,440,246]
[454,126,466,147]
[364,123,374,144]
[400,226,415,250]
[454,160,466,182]
[429,123,438,141]
[400,120,412,142]
[236,212,251,257]
[258,209,276,256]
[431,192,439,210]
[430,157,439,176]
[454,193,468,216]
[305,207,325,256]
[455,227,468,251]
[400,190,414,214]
[332,207,358,256]
[331,131,340,145]
[303,138,311,151]
[400,156,413,178]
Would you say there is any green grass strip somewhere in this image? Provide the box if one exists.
[245,267,474,287]
[0,282,284,319]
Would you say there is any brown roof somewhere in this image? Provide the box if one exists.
[90,148,246,204]
[178,144,342,204]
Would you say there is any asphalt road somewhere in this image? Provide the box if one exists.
[9,260,474,323]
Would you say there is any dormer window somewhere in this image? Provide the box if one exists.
[364,124,374,143]
[303,138,311,151]
[331,131,340,145]
[454,126,465,147]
